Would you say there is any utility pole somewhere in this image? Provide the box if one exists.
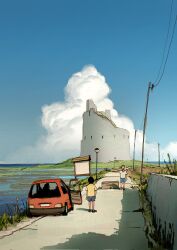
[94,147,100,180]
[132,129,137,171]
[140,82,154,186]
[158,143,160,168]
[114,157,116,169]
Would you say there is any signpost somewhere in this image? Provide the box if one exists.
[72,155,91,178]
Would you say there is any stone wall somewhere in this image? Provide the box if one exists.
[147,174,177,249]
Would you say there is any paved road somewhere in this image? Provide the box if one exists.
[0,173,149,250]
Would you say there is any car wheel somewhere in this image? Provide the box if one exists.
[69,198,74,211]
[27,209,33,218]
[63,203,68,216]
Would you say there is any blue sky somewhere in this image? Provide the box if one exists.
[0,0,177,163]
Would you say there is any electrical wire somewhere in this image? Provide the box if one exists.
[154,15,177,87]
[154,0,174,84]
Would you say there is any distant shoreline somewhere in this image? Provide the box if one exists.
[0,163,55,168]
[0,161,166,167]
[146,161,166,165]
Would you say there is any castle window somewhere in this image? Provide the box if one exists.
[84,136,86,140]
[114,135,116,139]
[91,136,92,139]
[102,136,104,139]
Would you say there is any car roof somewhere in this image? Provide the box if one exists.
[32,178,63,184]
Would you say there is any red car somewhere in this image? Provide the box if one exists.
[28,178,82,216]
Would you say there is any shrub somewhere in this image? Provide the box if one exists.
[164,153,177,175]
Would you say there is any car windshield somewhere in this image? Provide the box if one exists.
[29,182,61,198]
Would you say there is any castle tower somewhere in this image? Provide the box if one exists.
[80,100,130,162]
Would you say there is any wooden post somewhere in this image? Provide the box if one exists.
[96,151,98,180]
[132,129,137,171]
[158,143,160,168]
[140,82,154,185]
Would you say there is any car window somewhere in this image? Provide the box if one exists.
[60,181,68,194]
[31,184,38,197]
[69,179,80,191]
[29,182,61,198]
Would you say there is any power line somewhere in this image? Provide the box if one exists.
[154,15,177,87]
[140,3,177,185]
[154,0,174,84]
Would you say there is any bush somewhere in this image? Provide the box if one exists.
[164,153,177,175]
[0,213,11,230]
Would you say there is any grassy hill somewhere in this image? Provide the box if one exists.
[32,158,159,170]
[0,158,160,177]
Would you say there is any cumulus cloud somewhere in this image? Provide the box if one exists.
[38,65,115,162]
[5,65,177,163]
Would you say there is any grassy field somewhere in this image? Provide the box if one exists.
[16,159,159,170]
[0,159,160,177]
[45,159,158,169]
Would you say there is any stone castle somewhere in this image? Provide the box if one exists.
[80,99,130,162]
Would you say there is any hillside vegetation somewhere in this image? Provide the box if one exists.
[18,159,159,170]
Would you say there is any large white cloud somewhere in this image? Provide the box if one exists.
[5,65,177,163]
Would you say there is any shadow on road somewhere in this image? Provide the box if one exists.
[41,189,149,250]
[76,208,89,212]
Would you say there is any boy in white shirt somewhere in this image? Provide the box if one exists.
[119,166,127,190]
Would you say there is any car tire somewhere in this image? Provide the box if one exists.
[69,198,74,211]
[27,209,33,218]
[63,203,68,216]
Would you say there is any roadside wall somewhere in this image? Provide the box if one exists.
[147,174,177,249]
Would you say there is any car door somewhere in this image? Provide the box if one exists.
[60,180,71,204]
[68,179,82,205]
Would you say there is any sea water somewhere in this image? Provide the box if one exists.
[0,166,100,215]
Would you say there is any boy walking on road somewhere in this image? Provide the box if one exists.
[86,176,97,213]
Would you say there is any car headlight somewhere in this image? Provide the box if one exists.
[54,203,62,208]
[29,205,34,208]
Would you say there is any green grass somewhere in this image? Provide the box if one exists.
[0,211,27,231]
[0,158,160,177]
[91,160,158,169]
